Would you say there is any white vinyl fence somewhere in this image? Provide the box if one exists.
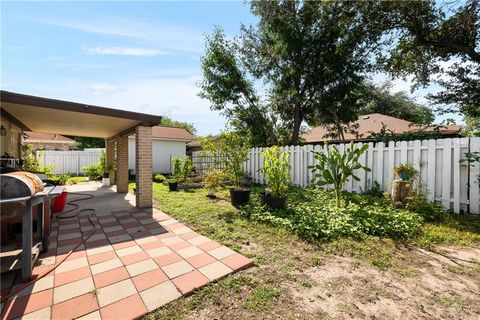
[239,137,479,214]
[39,149,103,175]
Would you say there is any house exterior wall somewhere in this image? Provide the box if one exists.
[128,137,186,174]
[0,118,22,158]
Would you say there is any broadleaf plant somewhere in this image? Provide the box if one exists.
[309,143,370,208]
[260,146,291,197]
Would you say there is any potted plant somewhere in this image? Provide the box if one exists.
[259,146,291,209]
[393,163,418,181]
[50,173,71,213]
[102,163,115,187]
[168,156,182,191]
[204,170,225,198]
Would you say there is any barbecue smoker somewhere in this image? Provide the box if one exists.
[0,171,65,280]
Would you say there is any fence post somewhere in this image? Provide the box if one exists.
[470,137,480,214]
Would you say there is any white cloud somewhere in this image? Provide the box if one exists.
[83,46,168,57]
[89,83,120,94]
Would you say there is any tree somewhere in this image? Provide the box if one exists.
[72,137,105,150]
[363,0,480,122]
[358,82,435,125]
[161,116,197,136]
[199,1,386,145]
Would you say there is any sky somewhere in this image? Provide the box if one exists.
[1,1,456,137]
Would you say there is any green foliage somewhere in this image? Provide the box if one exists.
[406,192,447,222]
[81,162,103,180]
[393,163,419,182]
[359,82,434,125]
[203,170,225,191]
[73,137,105,149]
[161,116,197,136]
[171,156,182,182]
[48,173,71,186]
[260,146,291,197]
[153,173,166,183]
[309,143,370,208]
[67,176,88,185]
[367,123,442,143]
[242,189,423,241]
[181,156,193,183]
[21,144,54,174]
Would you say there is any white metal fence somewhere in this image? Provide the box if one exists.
[39,149,103,175]
[241,137,480,214]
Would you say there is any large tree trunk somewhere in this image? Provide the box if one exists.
[391,179,412,208]
[291,103,302,145]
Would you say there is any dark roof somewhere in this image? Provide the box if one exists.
[187,134,221,147]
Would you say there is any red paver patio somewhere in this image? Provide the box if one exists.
[0,184,253,320]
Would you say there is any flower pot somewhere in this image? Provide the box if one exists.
[102,177,110,187]
[259,192,287,210]
[168,181,178,192]
[399,172,411,181]
[229,188,251,208]
[53,191,68,213]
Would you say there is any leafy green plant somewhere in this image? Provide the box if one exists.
[309,142,370,208]
[181,156,193,183]
[21,144,54,174]
[393,163,419,182]
[49,173,71,186]
[169,156,182,183]
[203,170,225,191]
[82,162,103,180]
[406,191,447,222]
[153,173,166,183]
[260,146,291,197]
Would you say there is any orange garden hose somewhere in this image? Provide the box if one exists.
[0,193,97,305]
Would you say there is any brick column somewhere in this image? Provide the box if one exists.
[135,126,152,208]
[106,140,116,185]
[116,135,129,193]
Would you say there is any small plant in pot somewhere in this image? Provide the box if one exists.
[259,146,291,210]
[203,170,225,198]
[393,163,418,182]
[168,157,182,192]
[102,163,115,187]
[49,173,71,213]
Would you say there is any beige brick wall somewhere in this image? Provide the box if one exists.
[135,126,152,208]
[116,135,129,193]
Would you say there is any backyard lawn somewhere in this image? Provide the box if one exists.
[139,183,480,320]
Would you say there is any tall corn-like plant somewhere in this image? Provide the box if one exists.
[309,143,370,208]
[261,146,291,197]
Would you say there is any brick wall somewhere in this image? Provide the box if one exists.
[116,135,129,193]
[135,126,152,208]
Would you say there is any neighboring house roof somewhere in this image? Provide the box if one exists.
[128,126,194,141]
[302,113,462,143]
[187,134,221,148]
[24,131,76,144]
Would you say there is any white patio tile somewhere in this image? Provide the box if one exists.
[198,261,233,281]
[97,279,137,307]
[126,259,158,277]
[139,281,181,312]
[90,258,123,275]
[208,246,236,260]
[53,277,94,304]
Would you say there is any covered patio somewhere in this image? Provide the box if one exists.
[1,92,252,319]
[1,182,253,319]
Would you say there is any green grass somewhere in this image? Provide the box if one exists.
[67,176,89,185]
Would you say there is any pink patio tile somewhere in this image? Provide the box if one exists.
[122,222,141,229]
[172,270,209,295]
[84,239,110,249]
[111,240,136,250]
[221,253,254,271]
[197,240,222,252]
[155,232,176,240]
[180,232,200,240]
[138,240,163,250]
[51,293,98,320]
[2,288,53,319]
[129,230,152,240]
[57,237,83,248]
[168,240,191,251]
[87,250,118,265]
[93,267,130,289]
[54,266,91,287]
[153,252,183,267]
[56,250,86,262]
[119,251,150,265]
[131,269,168,292]
[99,293,147,320]
[186,253,217,269]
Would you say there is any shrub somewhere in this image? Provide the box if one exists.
[181,156,193,183]
[309,142,370,208]
[49,173,71,186]
[171,156,182,182]
[82,162,103,180]
[406,191,447,222]
[260,146,291,197]
[153,173,166,183]
[203,170,225,191]
[242,188,423,241]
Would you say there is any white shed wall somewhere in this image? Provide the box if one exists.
[129,137,186,174]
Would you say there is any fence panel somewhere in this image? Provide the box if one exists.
[39,149,103,175]
[242,137,479,214]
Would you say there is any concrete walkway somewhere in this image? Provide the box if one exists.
[1,183,252,319]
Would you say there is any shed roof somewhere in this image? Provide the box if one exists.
[24,131,76,144]
[150,126,194,141]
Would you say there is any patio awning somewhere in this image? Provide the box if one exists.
[1,91,162,138]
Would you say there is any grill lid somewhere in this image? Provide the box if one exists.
[0,172,44,200]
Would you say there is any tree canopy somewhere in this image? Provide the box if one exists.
[199,1,386,145]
